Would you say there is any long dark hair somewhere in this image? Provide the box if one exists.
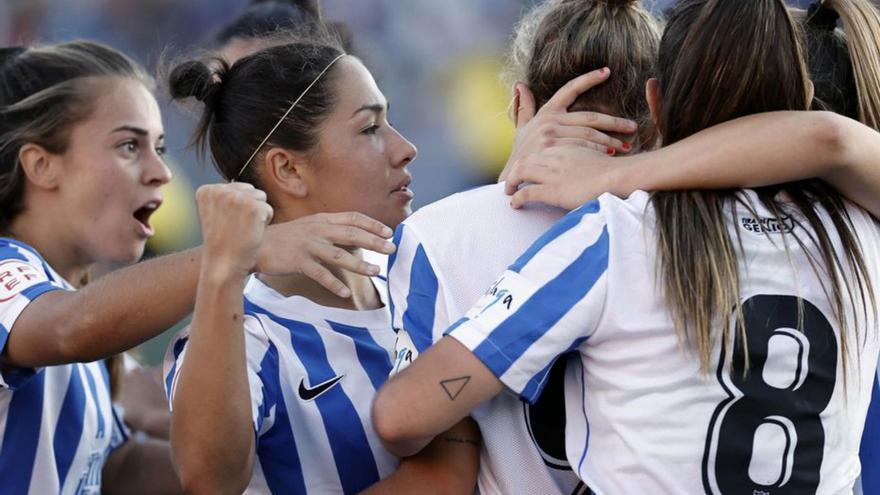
[652,0,875,374]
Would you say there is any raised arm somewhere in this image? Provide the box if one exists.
[507,111,880,217]
[169,184,271,494]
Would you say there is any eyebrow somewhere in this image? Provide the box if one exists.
[110,125,148,136]
[351,102,389,118]
[110,126,164,141]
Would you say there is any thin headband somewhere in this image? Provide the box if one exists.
[233,52,346,182]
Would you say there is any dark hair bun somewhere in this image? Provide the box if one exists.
[169,59,224,106]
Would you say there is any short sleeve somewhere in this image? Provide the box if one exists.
[386,223,452,374]
[447,201,609,404]
[0,240,64,389]
[163,317,272,435]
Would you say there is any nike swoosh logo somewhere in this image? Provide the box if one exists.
[298,374,345,401]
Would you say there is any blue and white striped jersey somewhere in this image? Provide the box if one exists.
[0,238,128,495]
[165,274,398,494]
[388,183,587,495]
[448,191,880,494]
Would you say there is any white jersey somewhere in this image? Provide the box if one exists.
[0,238,128,495]
[448,191,880,494]
[165,274,399,495]
[388,183,588,495]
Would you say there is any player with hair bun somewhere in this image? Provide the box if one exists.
[164,29,480,494]
[0,38,391,494]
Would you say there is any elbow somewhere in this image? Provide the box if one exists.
[811,111,851,170]
[175,460,250,495]
[372,386,427,458]
[54,312,100,363]
[172,433,252,495]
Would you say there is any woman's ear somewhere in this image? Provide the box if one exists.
[646,78,664,139]
[264,147,309,198]
[18,143,61,190]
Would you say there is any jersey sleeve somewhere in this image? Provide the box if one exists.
[387,223,452,375]
[163,317,273,434]
[0,241,64,389]
[446,200,609,404]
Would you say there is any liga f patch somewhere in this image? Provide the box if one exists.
[0,260,49,302]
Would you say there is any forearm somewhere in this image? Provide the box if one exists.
[6,248,202,366]
[170,271,254,495]
[102,438,183,495]
[374,337,501,458]
[613,112,852,197]
[361,419,481,495]
[612,112,880,216]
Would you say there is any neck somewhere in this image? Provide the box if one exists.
[7,207,91,287]
[259,253,382,311]
[262,208,384,311]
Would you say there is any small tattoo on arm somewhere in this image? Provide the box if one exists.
[439,376,471,401]
[443,437,480,448]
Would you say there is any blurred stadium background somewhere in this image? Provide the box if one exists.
[0,0,815,362]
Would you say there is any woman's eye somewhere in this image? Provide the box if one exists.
[118,140,138,154]
[363,124,380,135]
[155,145,167,157]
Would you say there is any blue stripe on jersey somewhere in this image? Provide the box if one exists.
[255,341,308,495]
[387,225,405,328]
[0,323,9,359]
[0,370,46,492]
[402,245,439,353]
[509,200,600,274]
[473,226,609,403]
[165,336,189,398]
[327,321,392,391]
[286,318,380,494]
[82,365,106,439]
[577,360,591,474]
[520,339,587,401]
[54,365,86,486]
[251,306,380,494]
[444,317,469,336]
[0,241,29,263]
[861,374,880,493]
[20,282,60,301]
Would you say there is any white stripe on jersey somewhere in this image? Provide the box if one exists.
[165,275,399,495]
[450,191,880,494]
[0,238,128,495]
[387,183,586,495]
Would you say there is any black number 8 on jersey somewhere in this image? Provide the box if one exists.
[702,295,837,494]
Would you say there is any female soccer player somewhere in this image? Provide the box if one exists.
[383,1,657,493]
[164,31,480,494]
[0,40,390,494]
[375,1,880,493]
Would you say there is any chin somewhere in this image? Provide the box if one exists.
[384,207,411,230]
[103,240,148,266]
